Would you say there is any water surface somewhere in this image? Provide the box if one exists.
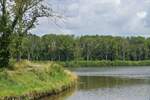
[44,67,150,100]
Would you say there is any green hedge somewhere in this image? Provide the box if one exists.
[58,60,150,67]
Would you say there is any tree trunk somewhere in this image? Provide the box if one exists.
[0,33,11,68]
[16,41,21,62]
[105,54,108,61]
[27,52,30,61]
[16,51,21,62]
[59,55,61,61]
[86,55,89,61]
[122,51,125,61]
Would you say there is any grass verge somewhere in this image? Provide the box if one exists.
[0,60,77,99]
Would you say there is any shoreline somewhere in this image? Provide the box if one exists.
[58,60,150,67]
[1,81,77,100]
[0,61,78,100]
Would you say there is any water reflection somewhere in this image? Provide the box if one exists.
[79,76,150,90]
[67,76,150,100]
[43,67,150,100]
[41,87,77,100]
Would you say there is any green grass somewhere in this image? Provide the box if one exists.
[58,60,150,67]
[0,60,77,98]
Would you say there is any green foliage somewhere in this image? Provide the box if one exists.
[0,0,54,68]
[58,60,150,67]
[10,34,150,62]
[12,34,75,61]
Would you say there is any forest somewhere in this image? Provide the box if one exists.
[10,34,150,61]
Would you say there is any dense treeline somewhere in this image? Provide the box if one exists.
[10,34,150,61]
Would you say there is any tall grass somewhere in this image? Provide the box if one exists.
[0,60,77,98]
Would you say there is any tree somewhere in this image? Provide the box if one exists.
[21,34,41,61]
[7,33,150,62]
[0,0,55,67]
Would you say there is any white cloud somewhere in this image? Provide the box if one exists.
[32,0,150,37]
[115,0,121,5]
[68,3,79,11]
[102,0,121,5]
[137,11,147,19]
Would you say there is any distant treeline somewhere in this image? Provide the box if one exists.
[10,34,150,61]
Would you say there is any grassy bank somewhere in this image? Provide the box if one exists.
[0,60,77,99]
[58,60,150,67]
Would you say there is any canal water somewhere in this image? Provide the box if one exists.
[44,67,150,100]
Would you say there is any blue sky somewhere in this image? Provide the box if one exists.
[31,0,150,37]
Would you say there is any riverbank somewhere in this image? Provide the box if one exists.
[0,60,77,99]
[58,60,150,67]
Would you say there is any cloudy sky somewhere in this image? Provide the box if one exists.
[31,0,150,37]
